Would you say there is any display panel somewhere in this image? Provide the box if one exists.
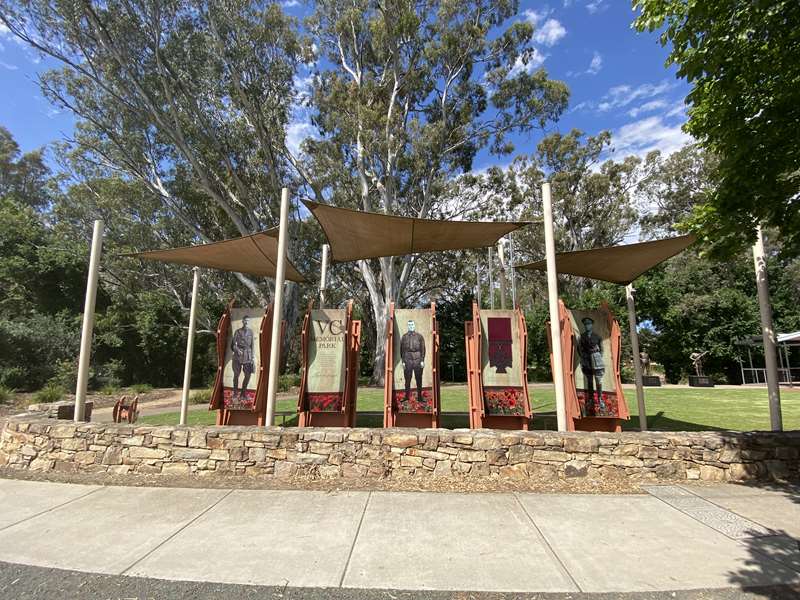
[306,308,348,412]
[391,308,434,412]
[568,308,619,417]
[221,307,263,410]
[480,309,526,416]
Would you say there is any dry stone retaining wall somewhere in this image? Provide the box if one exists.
[1,417,798,482]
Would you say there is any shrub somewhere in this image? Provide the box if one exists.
[0,385,15,405]
[93,358,124,391]
[100,384,120,396]
[278,373,301,392]
[189,389,212,405]
[130,383,153,394]
[34,383,66,404]
[50,359,81,391]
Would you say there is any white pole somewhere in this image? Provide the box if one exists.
[179,267,200,426]
[542,183,566,431]
[488,247,495,309]
[626,284,647,431]
[319,243,329,309]
[74,220,104,423]
[510,233,517,309]
[497,241,507,309]
[752,226,782,430]
[265,187,290,426]
[475,261,481,307]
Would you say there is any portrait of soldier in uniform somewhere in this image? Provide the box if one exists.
[400,319,426,403]
[577,317,606,415]
[231,315,255,400]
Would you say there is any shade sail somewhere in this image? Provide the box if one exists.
[516,234,696,285]
[304,200,531,262]
[132,229,307,283]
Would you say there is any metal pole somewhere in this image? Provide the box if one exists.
[319,243,330,309]
[74,220,104,423]
[626,284,647,431]
[542,183,566,431]
[497,241,507,309]
[488,247,495,309]
[510,232,517,309]
[475,260,482,307]
[784,344,793,387]
[265,187,290,426]
[752,225,782,431]
[179,267,200,426]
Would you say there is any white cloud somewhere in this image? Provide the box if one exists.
[627,99,668,118]
[286,120,315,156]
[0,59,17,70]
[281,0,300,6]
[597,80,672,112]
[612,115,692,158]
[586,0,608,14]
[533,19,567,46]
[586,51,602,75]
[510,48,547,75]
[0,21,9,35]
[522,8,550,26]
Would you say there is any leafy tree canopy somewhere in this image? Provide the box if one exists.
[634,1,800,256]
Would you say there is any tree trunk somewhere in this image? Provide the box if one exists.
[369,292,388,386]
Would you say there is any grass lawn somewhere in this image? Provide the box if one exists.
[139,385,800,432]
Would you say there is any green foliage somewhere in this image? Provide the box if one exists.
[435,291,473,382]
[279,373,301,392]
[130,383,153,394]
[0,385,15,405]
[633,1,800,256]
[34,383,66,404]
[189,389,212,405]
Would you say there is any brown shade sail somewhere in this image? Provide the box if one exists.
[304,200,531,262]
[131,229,307,283]
[516,234,696,285]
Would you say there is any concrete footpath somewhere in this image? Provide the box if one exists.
[0,479,798,597]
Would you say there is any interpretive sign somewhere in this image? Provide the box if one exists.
[298,301,361,427]
[466,303,532,429]
[384,303,440,428]
[548,300,629,431]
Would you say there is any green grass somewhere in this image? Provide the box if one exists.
[138,385,800,431]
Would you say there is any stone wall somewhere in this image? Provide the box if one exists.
[1,417,798,482]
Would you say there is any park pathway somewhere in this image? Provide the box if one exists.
[0,478,797,596]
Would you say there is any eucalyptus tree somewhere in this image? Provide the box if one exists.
[295,0,569,381]
[0,0,309,301]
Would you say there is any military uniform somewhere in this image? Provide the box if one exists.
[400,330,426,404]
[231,324,254,399]
[578,330,606,415]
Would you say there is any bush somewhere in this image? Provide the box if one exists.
[93,358,124,391]
[50,359,81,391]
[34,383,66,404]
[100,384,120,396]
[0,367,25,390]
[278,373,301,392]
[130,383,153,394]
[189,389,211,405]
[0,385,15,405]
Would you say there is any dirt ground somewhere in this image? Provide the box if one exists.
[0,465,650,494]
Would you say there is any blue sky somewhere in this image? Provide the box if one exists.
[0,1,691,168]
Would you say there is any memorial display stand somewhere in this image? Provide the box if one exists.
[548,300,629,432]
[297,301,362,427]
[383,302,441,428]
[209,300,284,426]
[465,302,532,430]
